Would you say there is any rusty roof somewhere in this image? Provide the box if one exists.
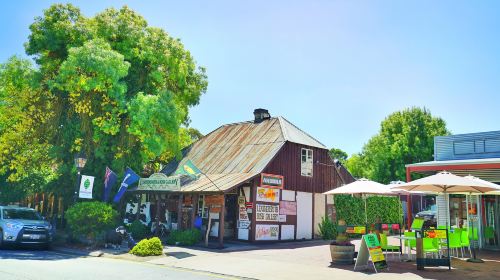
[167,116,327,193]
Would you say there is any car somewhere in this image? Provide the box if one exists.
[415,205,437,228]
[0,206,54,249]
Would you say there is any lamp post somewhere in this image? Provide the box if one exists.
[73,152,87,204]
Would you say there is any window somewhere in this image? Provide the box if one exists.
[301,148,313,177]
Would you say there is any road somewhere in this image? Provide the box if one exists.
[0,248,239,280]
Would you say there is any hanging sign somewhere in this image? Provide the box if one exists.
[279,201,297,215]
[255,224,279,240]
[260,173,284,189]
[137,173,180,191]
[256,187,280,203]
[205,195,224,206]
[79,175,95,199]
[255,204,279,222]
[354,234,387,273]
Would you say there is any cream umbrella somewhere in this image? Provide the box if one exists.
[324,178,394,224]
[391,171,500,262]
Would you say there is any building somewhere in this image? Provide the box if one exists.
[144,109,354,245]
[406,130,500,249]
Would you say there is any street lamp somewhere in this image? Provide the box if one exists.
[73,152,87,203]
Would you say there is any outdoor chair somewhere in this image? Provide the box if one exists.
[485,226,496,246]
[403,231,417,256]
[460,229,472,258]
[380,233,401,261]
[447,232,462,258]
[423,238,439,258]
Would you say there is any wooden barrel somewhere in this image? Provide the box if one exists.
[330,244,355,265]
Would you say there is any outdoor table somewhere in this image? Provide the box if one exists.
[394,235,416,261]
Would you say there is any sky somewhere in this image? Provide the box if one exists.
[1,1,499,155]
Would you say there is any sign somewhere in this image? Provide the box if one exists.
[260,173,284,189]
[411,218,425,230]
[238,196,246,206]
[255,224,279,240]
[238,220,251,229]
[255,204,279,222]
[423,229,447,239]
[205,195,224,206]
[256,187,280,203]
[79,175,95,199]
[346,226,366,234]
[279,201,297,215]
[278,214,286,223]
[354,234,387,273]
[245,202,253,208]
[137,173,180,191]
[239,205,250,221]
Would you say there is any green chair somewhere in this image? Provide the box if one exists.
[460,229,472,257]
[468,227,479,241]
[437,225,448,230]
[404,231,416,251]
[485,227,496,245]
[380,233,401,261]
[423,238,439,258]
[448,232,462,258]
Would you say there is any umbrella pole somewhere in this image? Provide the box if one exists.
[467,193,484,263]
[364,196,368,225]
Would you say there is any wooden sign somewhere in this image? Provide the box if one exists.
[137,173,181,191]
[255,204,279,222]
[205,195,224,206]
[260,173,284,189]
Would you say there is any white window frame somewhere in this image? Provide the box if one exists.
[301,148,313,177]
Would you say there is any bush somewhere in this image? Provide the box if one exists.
[65,201,119,245]
[128,220,150,240]
[318,216,337,240]
[334,194,402,225]
[166,229,201,246]
[130,237,163,256]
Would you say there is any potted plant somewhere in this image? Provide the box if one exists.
[330,219,355,265]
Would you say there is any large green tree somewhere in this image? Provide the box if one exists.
[0,4,207,201]
[346,107,449,183]
[328,147,348,164]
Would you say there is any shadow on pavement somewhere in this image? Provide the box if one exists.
[0,246,81,261]
[189,239,330,253]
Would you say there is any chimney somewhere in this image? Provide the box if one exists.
[253,108,271,123]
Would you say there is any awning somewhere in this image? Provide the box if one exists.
[180,173,257,193]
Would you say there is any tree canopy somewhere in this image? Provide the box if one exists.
[0,4,207,202]
[345,107,449,183]
[328,147,348,164]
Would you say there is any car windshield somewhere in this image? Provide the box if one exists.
[2,209,42,220]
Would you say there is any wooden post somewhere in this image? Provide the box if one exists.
[219,194,225,248]
[416,236,424,270]
[205,205,212,247]
[155,194,161,236]
[178,194,184,231]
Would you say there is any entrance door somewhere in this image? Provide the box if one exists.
[296,192,312,239]
[482,195,500,249]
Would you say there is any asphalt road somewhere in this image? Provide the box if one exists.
[0,247,238,280]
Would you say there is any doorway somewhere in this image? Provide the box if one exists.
[482,195,500,249]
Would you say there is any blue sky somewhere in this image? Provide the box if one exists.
[1,1,499,155]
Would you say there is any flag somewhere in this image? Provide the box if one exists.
[113,167,140,203]
[175,159,202,178]
[103,167,118,202]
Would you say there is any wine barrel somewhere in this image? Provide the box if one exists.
[330,244,355,265]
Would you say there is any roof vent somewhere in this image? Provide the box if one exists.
[253,108,271,123]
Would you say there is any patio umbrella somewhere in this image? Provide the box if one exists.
[324,178,394,224]
[391,171,500,262]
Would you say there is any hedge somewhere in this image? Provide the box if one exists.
[334,195,402,225]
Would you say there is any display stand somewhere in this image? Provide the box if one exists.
[354,233,388,273]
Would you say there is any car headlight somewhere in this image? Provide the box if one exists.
[6,222,23,230]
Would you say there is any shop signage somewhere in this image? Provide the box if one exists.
[237,220,251,229]
[423,229,447,239]
[256,187,280,203]
[255,224,279,240]
[245,202,253,208]
[354,234,387,273]
[279,201,297,215]
[238,196,246,205]
[205,195,224,206]
[260,173,284,189]
[278,214,286,223]
[79,175,95,199]
[137,173,180,191]
[255,204,279,222]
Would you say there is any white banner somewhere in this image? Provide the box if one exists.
[255,204,279,222]
[79,175,95,199]
[256,187,280,203]
[255,224,279,240]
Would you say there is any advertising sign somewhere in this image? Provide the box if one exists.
[346,226,366,234]
[238,220,251,229]
[255,204,279,222]
[255,224,279,240]
[79,175,95,199]
[260,173,284,189]
[279,201,297,215]
[256,187,280,203]
[137,173,180,191]
[354,234,387,273]
[423,229,447,239]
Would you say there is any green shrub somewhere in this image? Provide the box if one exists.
[333,195,402,226]
[65,201,119,245]
[318,216,337,240]
[128,220,150,240]
[166,229,201,246]
[130,237,163,256]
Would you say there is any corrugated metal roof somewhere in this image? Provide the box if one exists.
[167,116,327,193]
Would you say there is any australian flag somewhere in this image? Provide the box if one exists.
[103,167,118,202]
[113,167,140,203]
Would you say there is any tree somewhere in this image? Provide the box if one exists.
[0,4,207,202]
[346,107,449,183]
[329,147,348,163]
